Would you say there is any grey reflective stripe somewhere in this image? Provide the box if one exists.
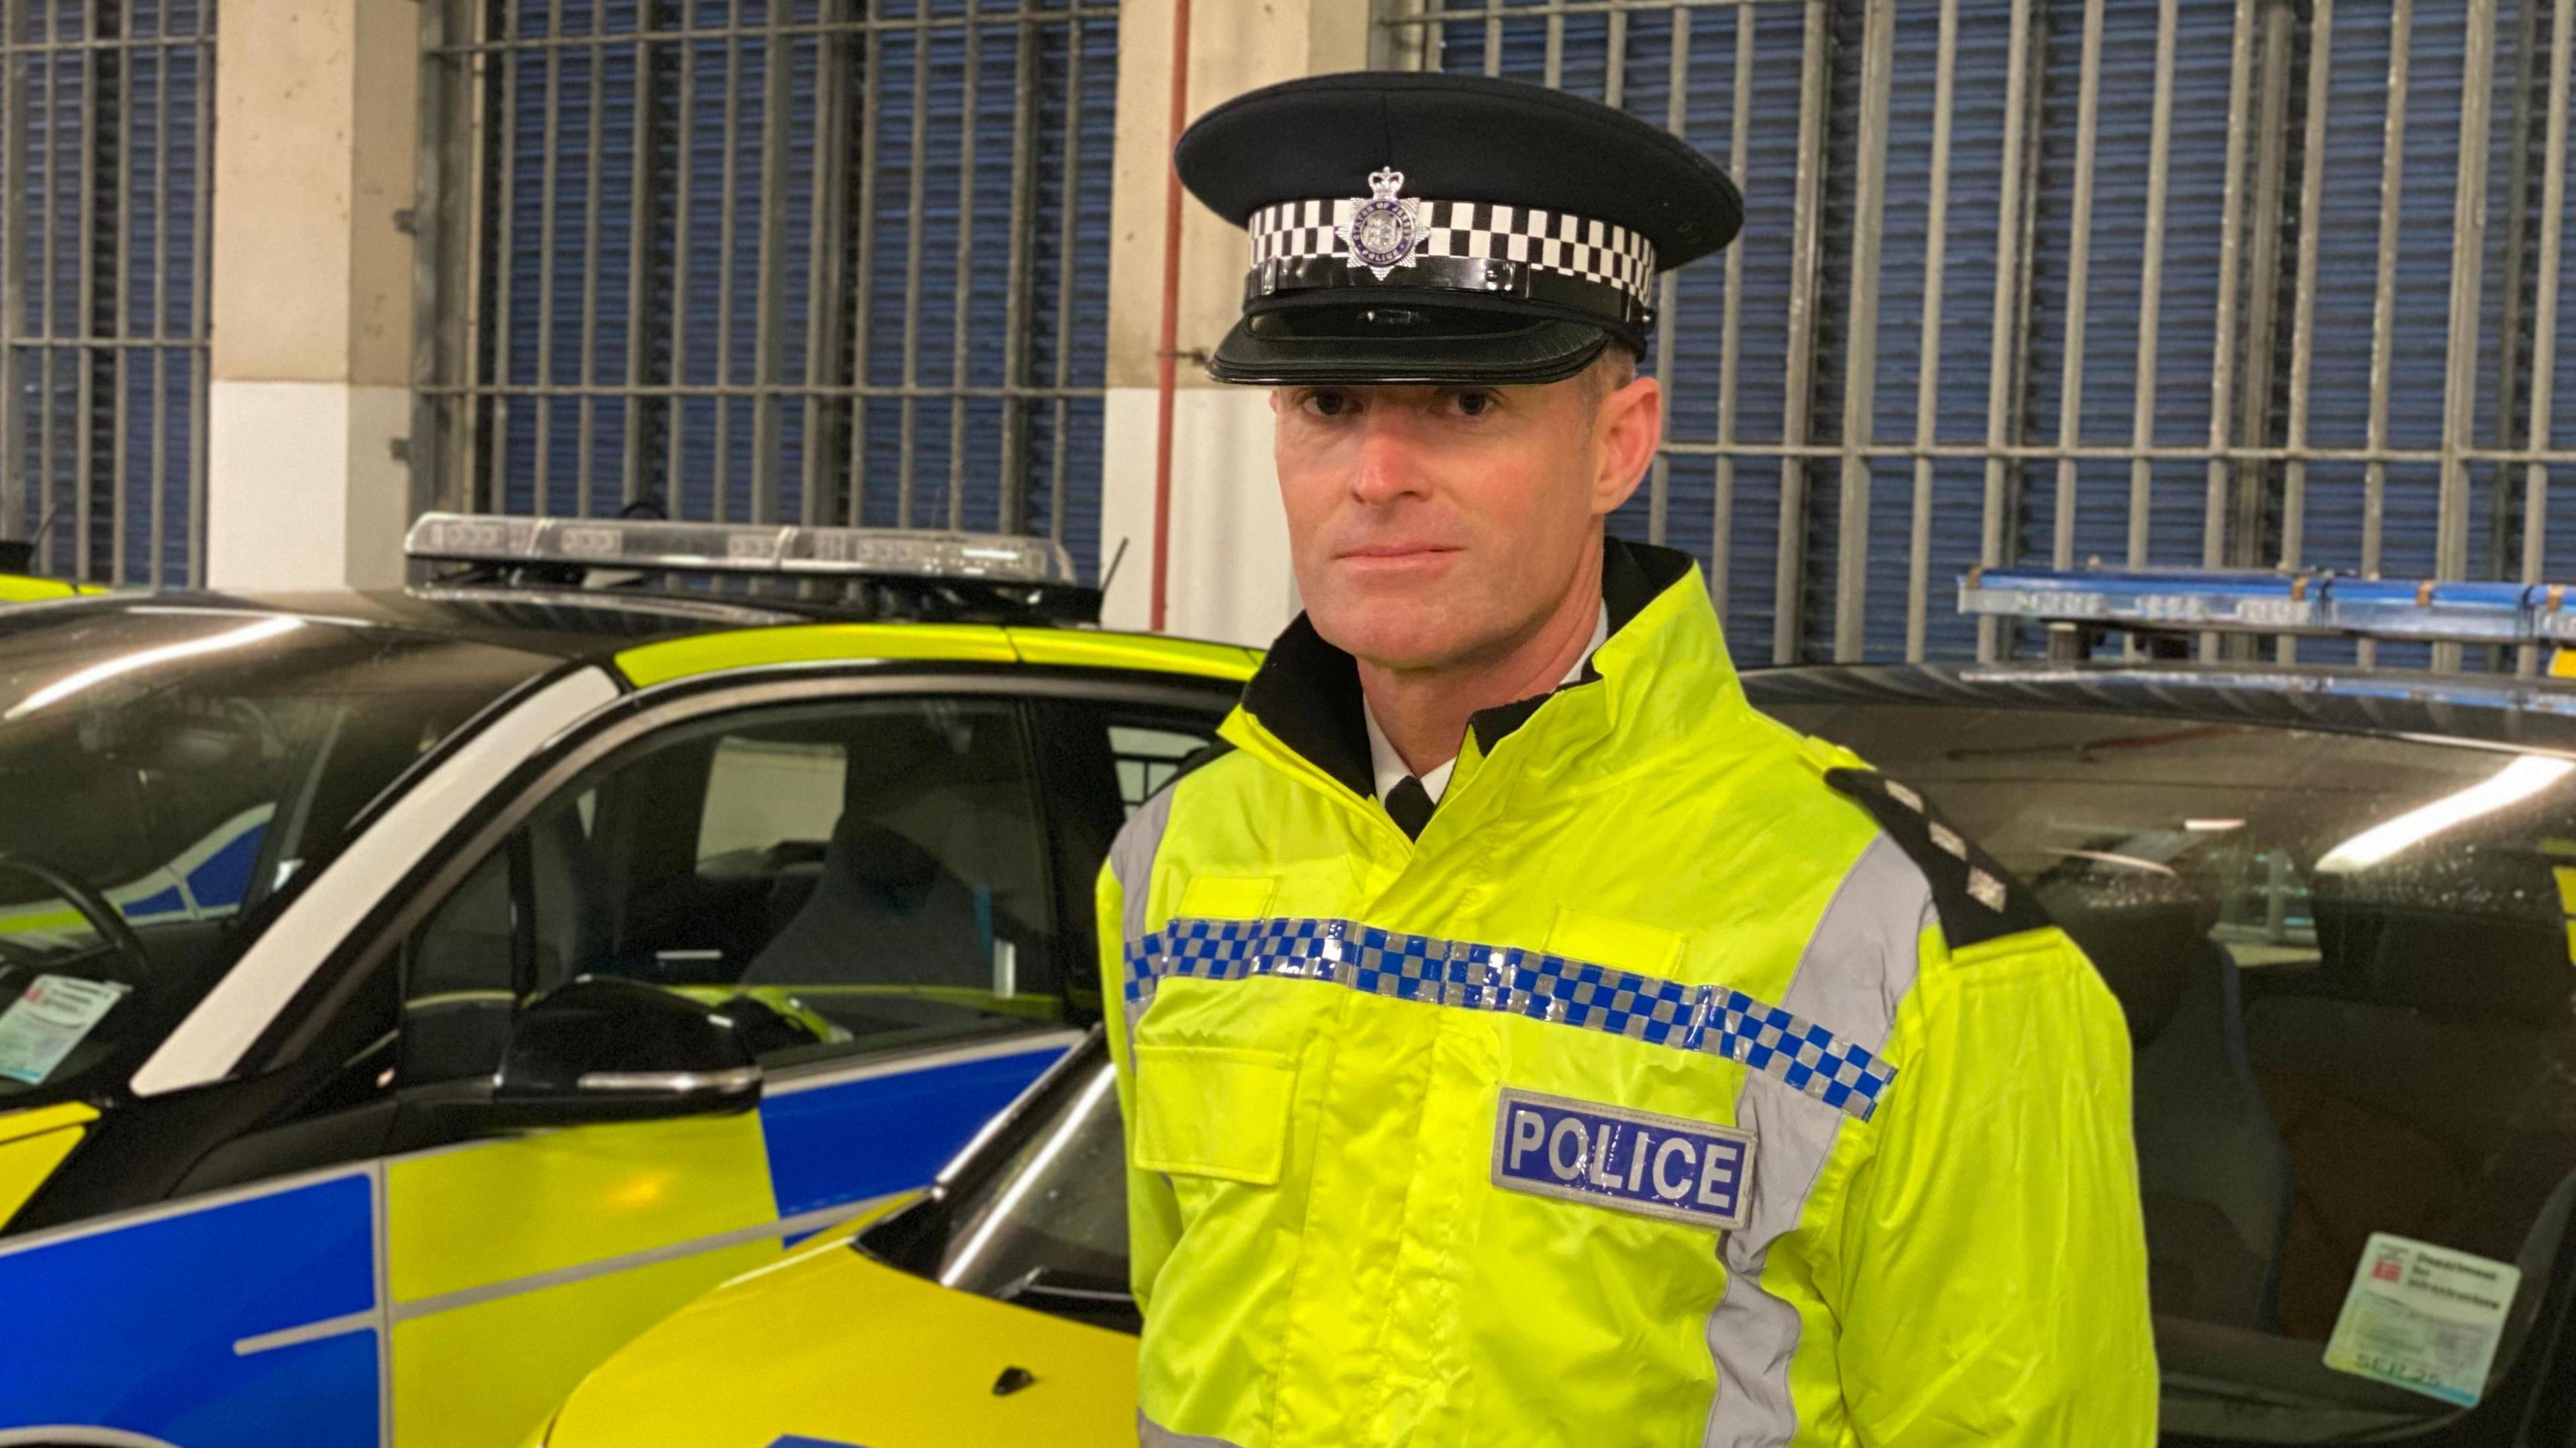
[1109,782,1179,1051]
[1703,834,1934,1448]
[1137,1410,1247,1448]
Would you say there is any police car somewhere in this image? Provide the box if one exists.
[0,513,1251,1448]
[0,541,103,604]
[537,569,2576,1448]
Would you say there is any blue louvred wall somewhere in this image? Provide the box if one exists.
[1433,0,2559,667]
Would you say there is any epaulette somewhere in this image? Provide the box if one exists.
[1823,767,2055,950]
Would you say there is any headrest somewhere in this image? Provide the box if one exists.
[830,818,943,910]
[2048,899,2203,1048]
[2311,853,2571,1027]
[838,710,1011,800]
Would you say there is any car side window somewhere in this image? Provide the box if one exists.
[398,845,520,1085]
[397,695,1065,1074]
[1108,724,1209,815]
[1026,699,1226,1015]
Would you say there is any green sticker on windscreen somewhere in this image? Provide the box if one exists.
[0,974,129,1085]
[2322,1233,2521,1407]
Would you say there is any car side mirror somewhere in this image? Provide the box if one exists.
[490,978,762,1125]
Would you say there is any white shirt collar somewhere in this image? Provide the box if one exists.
[1364,602,1610,807]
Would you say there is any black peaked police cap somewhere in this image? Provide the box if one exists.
[1177,71,1742,386]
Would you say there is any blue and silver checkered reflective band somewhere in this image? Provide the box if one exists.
[1125,917,1898,1123]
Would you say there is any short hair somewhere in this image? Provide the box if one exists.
[1586,342,1639,395]
[1576,342,1642,429]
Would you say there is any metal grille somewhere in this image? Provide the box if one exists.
[1381,0,2575,670]
[415,0,1118,569]
[0,0,213,585]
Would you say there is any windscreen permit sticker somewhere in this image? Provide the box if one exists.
[0,974,130,1085]
[2323,1232,2521,1406]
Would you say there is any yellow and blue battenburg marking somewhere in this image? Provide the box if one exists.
[0,1041,1065,1447]
[0,1170,383,1444]
[1126,917,1898,1121]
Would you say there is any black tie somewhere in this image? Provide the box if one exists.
[1385,776,1436,840]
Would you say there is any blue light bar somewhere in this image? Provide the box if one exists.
[2322,576,2529,643]
[1959,566,2317,632]
[405,512,1077,588]
[2530,585,2576,643]
[1960,566,2555,647]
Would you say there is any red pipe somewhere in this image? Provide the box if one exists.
[1148,0,1192,634]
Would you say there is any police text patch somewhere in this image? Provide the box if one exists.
[1491,1089,1756,1230]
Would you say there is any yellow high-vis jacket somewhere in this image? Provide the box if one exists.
[1100,540,2157,1447]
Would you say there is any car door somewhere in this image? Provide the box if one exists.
[368,678,1226,1448]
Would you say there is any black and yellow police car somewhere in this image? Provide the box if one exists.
[0,513,1250,1448]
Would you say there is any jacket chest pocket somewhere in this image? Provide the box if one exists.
[1129,871,1309,1184]
[1133,1044,1297,1186]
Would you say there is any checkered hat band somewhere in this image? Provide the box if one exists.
[1123,916,1897,1122]
[1247,199,1658,307]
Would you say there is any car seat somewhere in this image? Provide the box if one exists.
[2063,899,2292,1329]
[740,810,989,991]
[2134,938,2293,1327]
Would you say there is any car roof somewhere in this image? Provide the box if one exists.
[1743,660,2576,755]
[7,586,779,659]
[9,586,1265,687]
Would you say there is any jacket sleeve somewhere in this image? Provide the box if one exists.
[1830,922,2159,1445]
[1099,859,1183,1319]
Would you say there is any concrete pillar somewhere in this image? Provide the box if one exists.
[1099,0,1377,645]
[204,0,419,592]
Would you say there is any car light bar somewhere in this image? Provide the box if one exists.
[1960,565,2573,647]
[404,512,1077,587]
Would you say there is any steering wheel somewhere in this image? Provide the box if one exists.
[0,852,153,987]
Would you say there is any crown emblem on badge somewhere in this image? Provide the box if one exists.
[1338,167,1422,279]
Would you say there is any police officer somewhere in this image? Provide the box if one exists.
[1102,71,2155,1446]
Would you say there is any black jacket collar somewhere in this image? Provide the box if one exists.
[1237,537,1697,798]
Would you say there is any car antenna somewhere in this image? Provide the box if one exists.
[23,502,60,558]
[1099,536,1130,598]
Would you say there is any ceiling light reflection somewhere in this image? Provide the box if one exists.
[3,615,305,722]
[939,1064,1117,1290]
[2051,848,2180,877]
[2316,754,2575,874]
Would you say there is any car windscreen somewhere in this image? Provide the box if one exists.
[0,606,555,1105]
[1755,696,2576,1442]
[859,1034,1133,1333]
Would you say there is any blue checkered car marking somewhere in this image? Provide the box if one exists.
[1125,917,1898,1121]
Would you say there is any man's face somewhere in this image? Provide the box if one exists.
[1272,364,1662,671]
